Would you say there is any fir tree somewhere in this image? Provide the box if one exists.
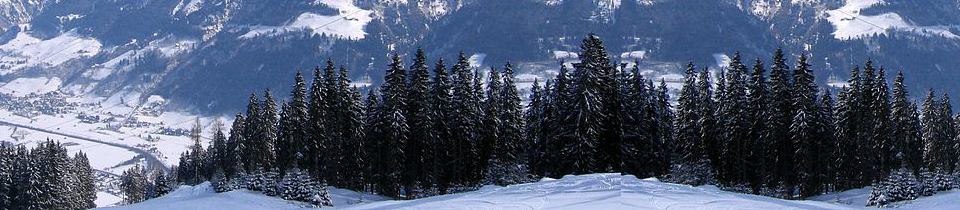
[791,53,823,197]
[767,48,794,189]
[405,48,433,192]
[429,58,453,192]
[376,53,409,199]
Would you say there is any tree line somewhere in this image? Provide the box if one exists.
[0,140,97,210]
[157,33,960,204]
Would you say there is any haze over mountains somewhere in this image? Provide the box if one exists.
[1,0,959,112]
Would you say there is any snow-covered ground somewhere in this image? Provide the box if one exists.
[825,0,959,40]
[240,0,373,40]
[96,182,388,210]
[0,29,102,75]
[82,170,960,209]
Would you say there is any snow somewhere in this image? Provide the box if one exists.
[468,53,487,68]
[96,192,123,207]
[553,50,579,60]
[825,0,959,40]
[342,173,624,210]
[624,175,861,210]
[0,77,62,97]
[0,29,102,75]
[241,0,373,40]
[96,182,387,210]
[172,0,203,16]
[620,50,646,60]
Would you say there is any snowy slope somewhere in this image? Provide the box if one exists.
[825,0,959,39]
[240,0,373,40]
[86,172,960,209]
[96,182,388,210]
[342,173,623,210]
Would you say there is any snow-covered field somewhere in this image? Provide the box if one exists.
[240,0,373,40]
[0,29,102,75]
[94,173,960,210]
[825,0,959,40]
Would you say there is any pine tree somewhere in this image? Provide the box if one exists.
[484,62,529,186]
[746,58,769,191]
[242,93,260,173]
[674,62,702,165]
[153,170,171,198]
[73,152,97,209]
[790,53,823,197]
[480,66,504,178]
[449,52,481,186]
[767,48,793,189]
[209,119,227,175]
[376,53,409,199]
[258,91,279,171]
[405,48,433,192]
[362,89,382,194]
[429,59,454,192]
[697,69,721,179]
[872,68,894,177]
[121,165,148,204]
[719,52,750,186]
[188,118,206,185]
[337,68,366,192]
[922,90,946,170]
[306,64,330,179]
[891,72,922,171]
[225,114,246,179]
[277,72,309,173]
[564,34,609,174]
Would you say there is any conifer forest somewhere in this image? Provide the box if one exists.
[6,33,960,209]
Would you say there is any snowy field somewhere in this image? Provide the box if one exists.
[95,173,960,210]
[825,0,959,40]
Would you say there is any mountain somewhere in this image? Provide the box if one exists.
[2,0,960,113]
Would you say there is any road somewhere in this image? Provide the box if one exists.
[0,119,170,173]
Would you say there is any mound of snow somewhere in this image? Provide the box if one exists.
[0,77,62,97]
[241,0,373,40]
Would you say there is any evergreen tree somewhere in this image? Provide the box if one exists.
[449,52,481,186]
[258,90,279,171]
[674,62,702,165]
[891,72,922,171]
[73,152,97,209]
[429,58,453,192]
[375,53,409,199]
[767,48,793,189]
[153,170,171,198]
[564,34,609,174]
[362,89,382,194]
[277,72,309,173]
[121,165,148,204]
[405,48,433,192]
[225,114,246,179]
[188,118,206,185]
[306,64,331,178]
[719,52,750,186]
[746,58,769,190]
[242,93,260,173]
[485,62,529,186]
[791,54,823,197]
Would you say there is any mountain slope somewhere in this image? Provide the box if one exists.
[3,0,960,113]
